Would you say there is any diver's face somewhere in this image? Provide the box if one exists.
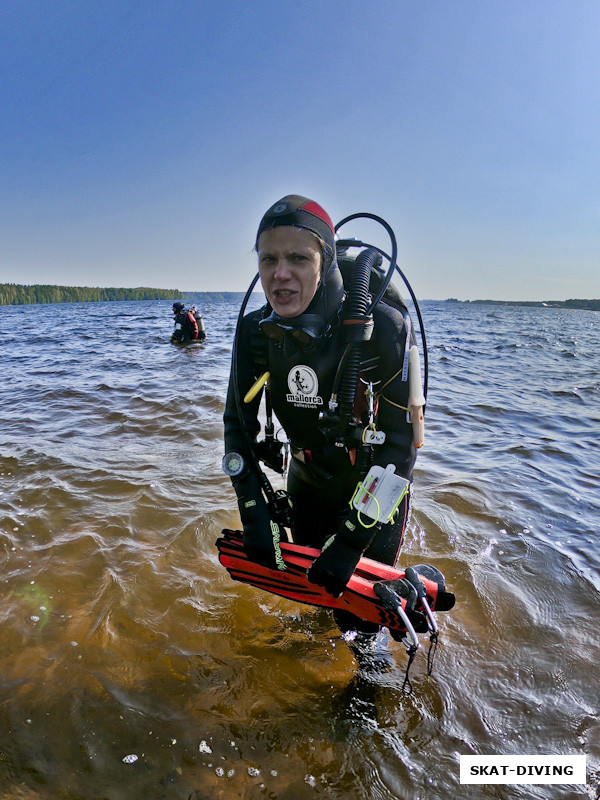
[257,227,322,318]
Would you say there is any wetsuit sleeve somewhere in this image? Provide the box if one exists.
[223,310,266,500]
[173,312,184,342]
[368,304,417,481]
[223,310,291,568]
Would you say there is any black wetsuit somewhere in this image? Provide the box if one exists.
[224,298,417,570]
[173,310,198,342]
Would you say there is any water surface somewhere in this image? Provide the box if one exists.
[1,298,598,799]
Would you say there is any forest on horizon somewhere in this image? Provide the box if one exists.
[2,283,599,311]
[0,284,183,306]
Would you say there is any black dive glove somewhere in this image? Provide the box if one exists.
[307,507,377,597]
[237,485,288,572]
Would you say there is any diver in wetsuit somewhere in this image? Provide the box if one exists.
[223,195,418,642]
[172,302,199,343]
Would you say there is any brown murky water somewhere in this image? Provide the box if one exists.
[1,298,598,799]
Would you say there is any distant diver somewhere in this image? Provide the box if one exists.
[171,302,206,343]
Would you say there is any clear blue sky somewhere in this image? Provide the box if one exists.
[1,0,598,301]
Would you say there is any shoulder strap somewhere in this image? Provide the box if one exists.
[248,308,270,370]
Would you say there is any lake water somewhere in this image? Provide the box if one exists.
[0,296,598,800]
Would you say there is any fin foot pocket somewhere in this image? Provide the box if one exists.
[411,563,446,588]
[373,579,428,637]
[411,563,456,611]
[432,591,455,612]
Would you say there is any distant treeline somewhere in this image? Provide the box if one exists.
[180,291,252,304]
[462,298,600,312]
[0,284,184,306]
[557,299,600,310]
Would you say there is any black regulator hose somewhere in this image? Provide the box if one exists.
[324,211,399,431]
[335,212,398,315]
[334,247,381,423]
[346,245,375,315]
[230,275,289,523]
[335,214,428,401]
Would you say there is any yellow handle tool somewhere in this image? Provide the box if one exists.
[244,371,270,404]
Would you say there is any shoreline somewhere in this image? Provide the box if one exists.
[444,298,600,311]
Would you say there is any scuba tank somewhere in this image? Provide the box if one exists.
[191,306,207,340]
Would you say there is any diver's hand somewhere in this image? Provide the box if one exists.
[307,509,377,597]
[240,495,288,571]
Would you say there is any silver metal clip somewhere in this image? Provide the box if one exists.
[363,428,386,445]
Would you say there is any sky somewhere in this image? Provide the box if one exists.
[1,0,599,301]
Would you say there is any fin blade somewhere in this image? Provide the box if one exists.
[216,529,410,635]
[216,529,454,636]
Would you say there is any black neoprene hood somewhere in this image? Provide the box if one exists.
[256,194,345,330]
[255,195,336,266]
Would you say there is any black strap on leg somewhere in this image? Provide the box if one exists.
[402,644,419,696]
[374,580,422,695]
[426,632,438,676]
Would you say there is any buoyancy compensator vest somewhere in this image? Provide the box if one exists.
[229,210,428,525]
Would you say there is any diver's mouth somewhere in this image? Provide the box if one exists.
[272,289,297,304]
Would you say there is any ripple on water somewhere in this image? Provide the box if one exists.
[1,299,599,799]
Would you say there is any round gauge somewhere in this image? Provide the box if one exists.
[222,452,246,478]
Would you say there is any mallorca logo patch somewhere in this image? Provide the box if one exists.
[286,365,323,408]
